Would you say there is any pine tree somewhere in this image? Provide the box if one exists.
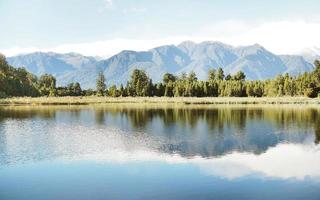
[208,69,216,82]
[217,68,224,80]
[233,71,246,81]
[225,74,232,81]
[96,71,106,96]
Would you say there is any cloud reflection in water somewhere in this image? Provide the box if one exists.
[1,121,319,181]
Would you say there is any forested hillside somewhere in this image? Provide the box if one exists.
[0,54,81,98]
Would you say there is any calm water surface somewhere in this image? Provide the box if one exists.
[0,104,319,200]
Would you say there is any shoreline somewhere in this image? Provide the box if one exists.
[0,96,320,105]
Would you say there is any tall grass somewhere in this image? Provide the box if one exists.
[0,96,319,105]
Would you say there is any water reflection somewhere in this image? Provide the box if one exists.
[0,105,320,199]
[70,143,320,180]
[1,118,320,180]
[0,105,318,160]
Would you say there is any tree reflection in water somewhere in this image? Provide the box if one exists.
[0,105,319,158]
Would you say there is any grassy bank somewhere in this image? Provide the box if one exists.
[0,96,319,105]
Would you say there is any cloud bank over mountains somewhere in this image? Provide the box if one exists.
[2,20,320,57]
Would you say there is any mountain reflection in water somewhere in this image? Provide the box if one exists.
[0,105,320,200]
[0,105,319,161]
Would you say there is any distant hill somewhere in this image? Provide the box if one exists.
[7,52,97,76]
[7,41,316,89]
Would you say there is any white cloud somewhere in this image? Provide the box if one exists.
[228,20,320,54]
[98,0,114,12]
[193,20,320,54]
[1,47,41,57]
[104,0,113,8]
[1,37,191,57]
[122,7,147,15]
[2,20,320,57]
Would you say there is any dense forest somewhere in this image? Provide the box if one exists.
[1,53,320,98]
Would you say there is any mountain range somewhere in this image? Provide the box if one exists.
[6,41,319,89]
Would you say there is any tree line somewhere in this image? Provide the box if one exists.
[98,62,320,98]
[1,53,320,98]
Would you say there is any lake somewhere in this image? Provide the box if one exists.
[0,104,319,200]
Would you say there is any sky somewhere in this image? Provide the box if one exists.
[1,0,320,57]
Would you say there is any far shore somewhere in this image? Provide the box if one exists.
[0,96,320,105]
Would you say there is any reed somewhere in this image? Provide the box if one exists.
[0,96,319,105]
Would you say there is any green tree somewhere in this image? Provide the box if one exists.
[225,74,232,81]
[163,73,176,84]
[66,82,82,96]
[188,71,197,83]
[38,74,56,96]
[217,67,224,80]
[129,69,150,96]
[108,85,119,97]
[164,81,174,97]
[208,69,216,82]
[96,71,106,96]
[233,71,246,81]
[119,84,125,97]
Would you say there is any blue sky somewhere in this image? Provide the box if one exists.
[1,0,320,56]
